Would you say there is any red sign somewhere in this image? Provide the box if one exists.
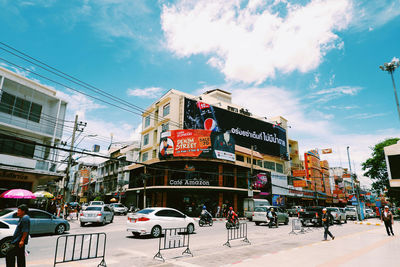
[293,180,307,187]
[292,170,307,177]
[343,174,351,178]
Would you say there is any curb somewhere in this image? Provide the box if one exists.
[354,221,382,226]
[193,217,247,221]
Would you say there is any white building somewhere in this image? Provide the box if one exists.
[0,67,67,194]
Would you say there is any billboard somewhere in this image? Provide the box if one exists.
[159,129,235,161]
[292,170,306,177]
[183,98,287,158]
[252,172,272,196]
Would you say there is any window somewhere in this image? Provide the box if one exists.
[247,158,251,164]
[276,163,283,173]
[143,134,149,146]
[263,161,275,170]
[167,210,185,218]
[152,149,157,159]
[30,211,51,219]
[161,122,169,132]
[155,210,170,217]
[142,152,148,162]
[0,221,9,229]
[163,103,170,116]
[257,160,262,167]
[0,91,42,123]
[0,134,35,158]
[144,115,150,128]
[236,154,244,162]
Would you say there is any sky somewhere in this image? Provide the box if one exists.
[0,0,399,187]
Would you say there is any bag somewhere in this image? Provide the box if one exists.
[2,242,16,255]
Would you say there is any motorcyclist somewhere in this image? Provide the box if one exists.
[268,208,278,228]
[227,207,238,223]
[200,205,212,222]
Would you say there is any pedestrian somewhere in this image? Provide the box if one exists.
[76,204,81,220]
[6,204,30,267]
[322,208,335,241]
[215,206,220,218]
[381,206,394,236]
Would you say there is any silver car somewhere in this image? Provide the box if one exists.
[327,207,347,224]
[80,205,114,226]
[252,206,289,226]
[110,203,128,215]
[0,208,70,235]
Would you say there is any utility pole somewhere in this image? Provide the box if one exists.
[143,166,147,209]
[380,59,400,120]
[347,146,361,221]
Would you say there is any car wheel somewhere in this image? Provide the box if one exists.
[0,238,12,258]
[284,218,289,225]
[255,222,260,226]
[80,222,85,227]
[187,223,195,234]
[101,218,106,226]
[55,224,66,235]
[151,226,162,238]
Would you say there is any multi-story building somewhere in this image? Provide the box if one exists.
[0,67,67,198]
[126,89,290,216]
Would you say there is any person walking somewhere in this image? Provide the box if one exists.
[322,208,335,241]
[381,206,394,236]
[6,204,31,267]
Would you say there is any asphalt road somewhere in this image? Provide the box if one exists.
[1,216,398,267]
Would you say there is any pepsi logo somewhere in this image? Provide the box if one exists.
[204,118,216,130]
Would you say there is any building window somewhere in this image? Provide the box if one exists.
[144,115,150,128]
[143,134,149,146]
[257,160,262,167]
[276,163,283,173]
[263,161,275,170]
[0,134,35,158]
[161,122,169,132]
[247,158,251,164]
[142,152,148,162]
[236,154,244,162]
[152,149,157,159]
[0,91,42,123]
[163,103,170,116]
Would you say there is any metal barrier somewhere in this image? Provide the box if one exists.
[153,227,193,262]
[223,222,251,248]
[289,219,305,235]
[54,233,107,267]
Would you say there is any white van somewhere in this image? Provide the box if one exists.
[243,198,270,221]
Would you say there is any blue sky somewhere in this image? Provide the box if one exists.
[0,0,399,186]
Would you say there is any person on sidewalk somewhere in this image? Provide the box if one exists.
[381,206,394,236]
[322,208,335,241]
[6,204,30,267]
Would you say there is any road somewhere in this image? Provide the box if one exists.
[1,216,399,267]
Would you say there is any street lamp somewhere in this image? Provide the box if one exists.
[347,146,361,221]
[379,59,400,120]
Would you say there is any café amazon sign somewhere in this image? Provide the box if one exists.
[169,178,211,186]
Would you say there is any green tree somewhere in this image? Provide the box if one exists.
[362,138,400,203]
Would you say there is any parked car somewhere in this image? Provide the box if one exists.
[299,206,333,227]
[110,203,128,215]
[80,205,114,226]
[0,208,70,235]
[365,209,375,218]
[345,207,357,220]
[89,201,104,206]
[287,206,303,217]
[126,207,195,238]
[252,206,289,226]
[0,220,17,257]
[327,207,347,224]
[243,198,270,221]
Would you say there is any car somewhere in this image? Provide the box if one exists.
[252,206,289,226]
[80,205,114,226]
[326,207,347,224]
[0,208,70,235]
[0,220,17,257]
[345,207,357,220]
[109,203,128,215]
[81,203,89,211]
[243,198,270,221]
[89,201,104,206]
[287,206,303,217]
[299,206,334,227]
[365,209,375,219]
[69,202,80,209]
[126,207,195,238]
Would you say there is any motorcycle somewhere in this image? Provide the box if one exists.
[225,214,239,229]
[199,215,213,227]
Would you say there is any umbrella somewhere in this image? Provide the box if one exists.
[110,198,117,202]
[34,191,54,199]
[0,189,36,199]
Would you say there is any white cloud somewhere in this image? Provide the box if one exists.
[345,112,389,120]
[127,87,164,98]
[309,85,363,103]
[161,0,352,84]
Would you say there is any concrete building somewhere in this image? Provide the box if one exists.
[0,67,67,198]
[126,89,290,216]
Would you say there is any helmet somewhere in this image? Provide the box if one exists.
[271,208,274,211]
[229,207,233,210]
[203,205,206,209]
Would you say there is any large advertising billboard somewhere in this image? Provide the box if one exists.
[183,98,287,158]
[159,129,235,161]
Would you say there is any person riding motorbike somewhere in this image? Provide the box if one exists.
[227,207,238,223]
[200,205,212,222]
[268,208,278,228]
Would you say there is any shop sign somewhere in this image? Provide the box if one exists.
[0,171,29,180]
[292,170,306,177]
[343,174,351,178]
[293,180,306,187]
[169,178,211,186]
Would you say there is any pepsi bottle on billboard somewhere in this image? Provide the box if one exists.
[196,101,220,132]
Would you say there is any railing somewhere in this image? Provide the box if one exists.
[153,227,193,262]
[223,222,251,248]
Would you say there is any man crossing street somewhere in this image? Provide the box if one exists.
[322,208,335,241]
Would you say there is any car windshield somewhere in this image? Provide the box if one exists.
[86,207,102,211]
[114,204,124,207]
[0,209,14,217]
[254,207,267,212]
[345,208,355,211]
[137,209,154,214]
[91,202,102,205]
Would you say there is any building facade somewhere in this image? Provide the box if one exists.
[126,89,290,216]
[0,67,67,199]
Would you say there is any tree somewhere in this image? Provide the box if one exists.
[362,138,400,204]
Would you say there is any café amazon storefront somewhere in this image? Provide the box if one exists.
[125,159,270,217]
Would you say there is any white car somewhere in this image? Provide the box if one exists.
[0,220,17,257]
[126,207,195,238]
[80,205,114,226]
[89,201,104,206]
[110,203,128,215]
[327,207,347,224]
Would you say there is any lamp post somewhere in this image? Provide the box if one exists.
[347,146,361,221]
[379,59,400,120]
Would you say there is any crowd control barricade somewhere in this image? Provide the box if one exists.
[223,222,251,248]
[54,232,107,267]
[289,219,305,235]
[153,227,193,262]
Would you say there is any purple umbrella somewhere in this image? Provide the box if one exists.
[0,189,36,199]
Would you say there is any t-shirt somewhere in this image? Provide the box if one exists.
[11,215,30,245]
